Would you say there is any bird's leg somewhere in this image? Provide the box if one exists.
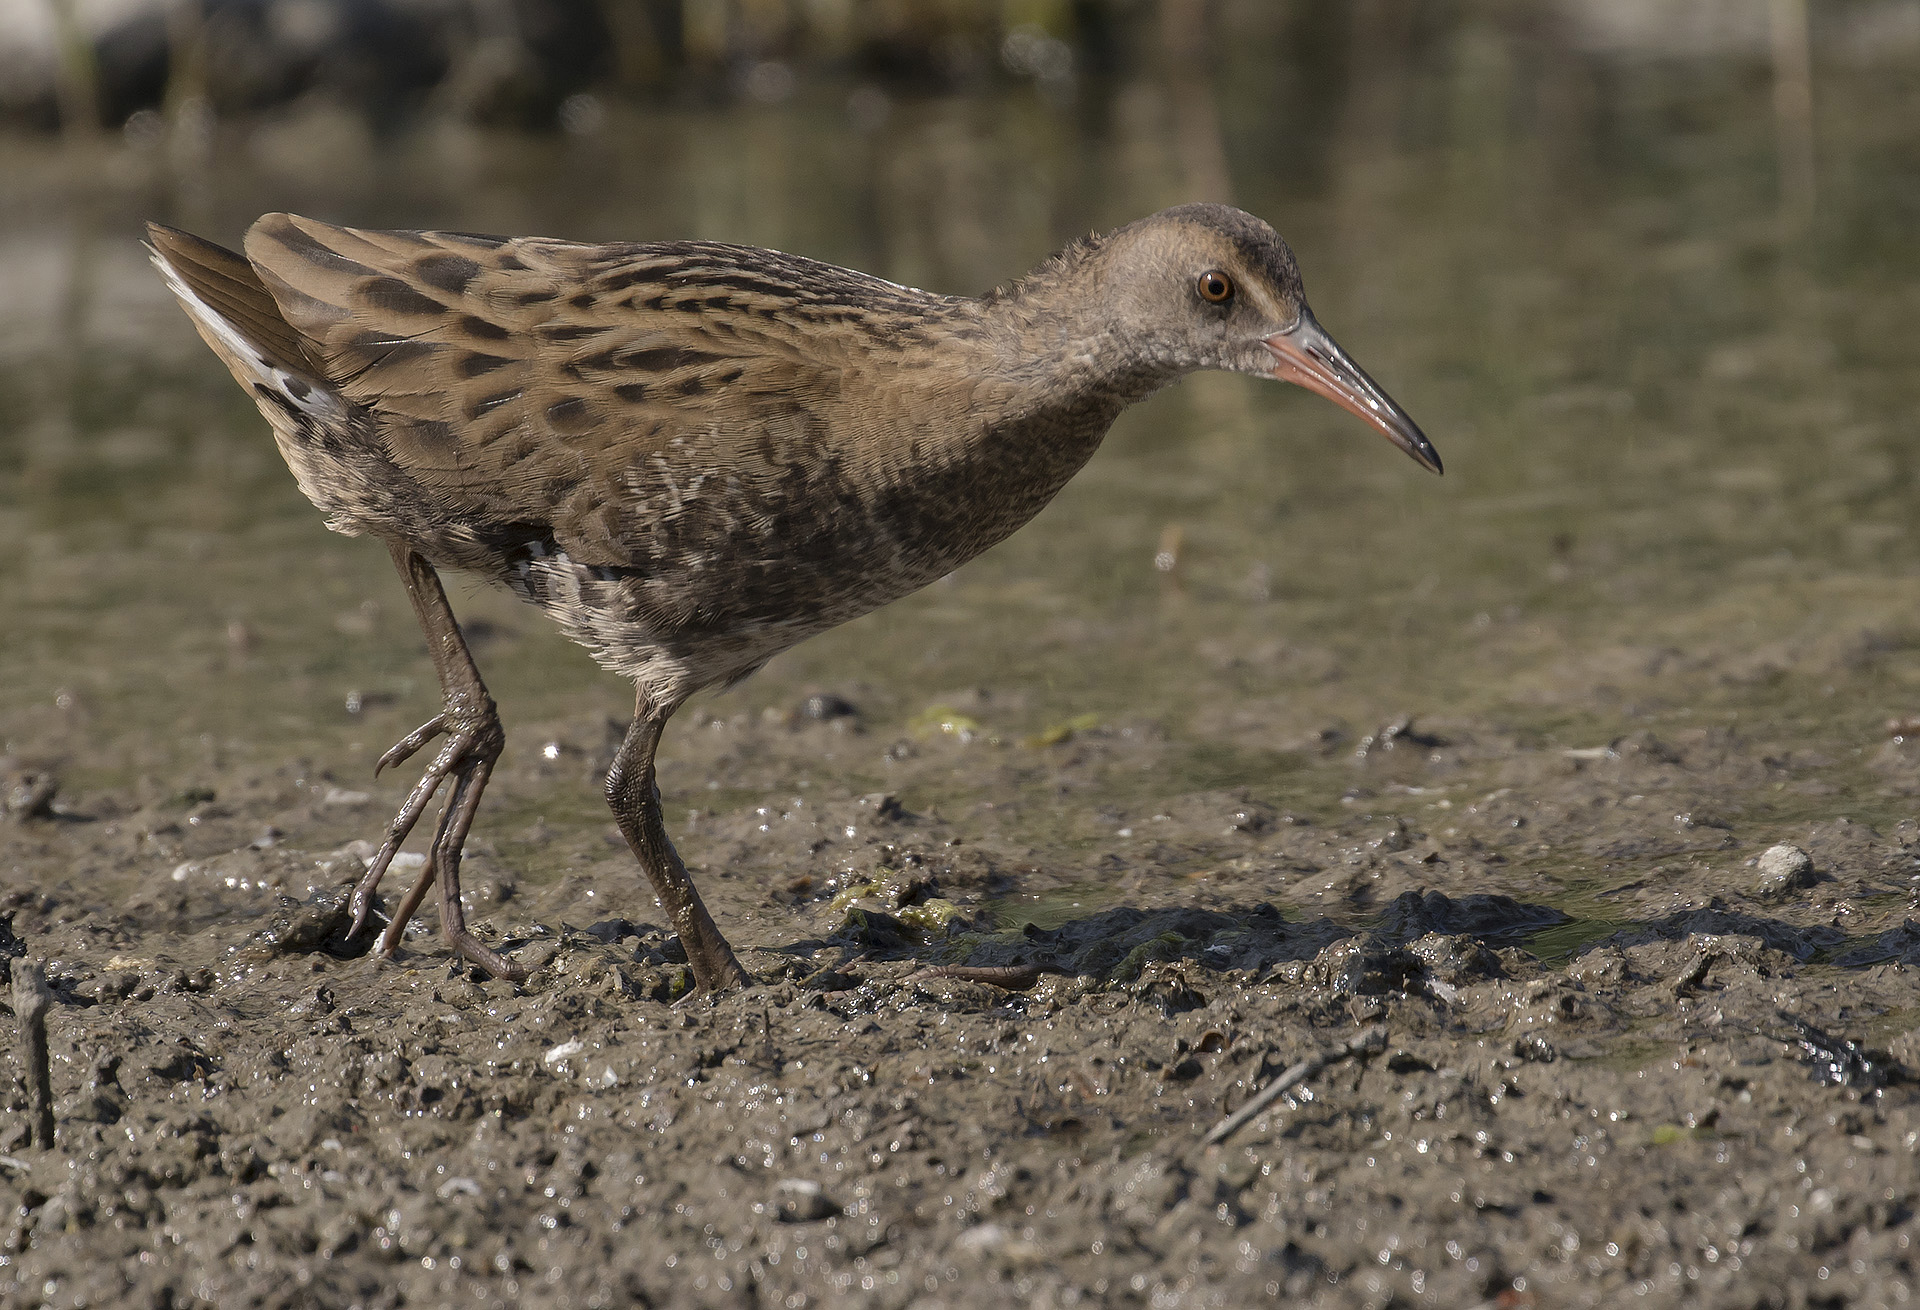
[344,543,516,978]
[607,696,751,993]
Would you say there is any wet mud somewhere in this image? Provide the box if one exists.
[7,687,1920,1309]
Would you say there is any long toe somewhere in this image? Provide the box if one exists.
[375,713,449,776]
[449,930,527,982]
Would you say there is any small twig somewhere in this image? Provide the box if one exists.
[909,964,1068,991]
[1205,1025,1386,1146]
[12,960,55,1149]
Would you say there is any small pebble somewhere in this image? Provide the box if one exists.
[1756,843,1814,897]
[773,1178,838,1222]
[4,773,57,822]
[801,693,858,721]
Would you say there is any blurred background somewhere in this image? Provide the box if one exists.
[3,0,1920,842]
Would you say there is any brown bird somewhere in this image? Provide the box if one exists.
[147,204,1438,992]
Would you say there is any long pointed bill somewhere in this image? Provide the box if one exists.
[1265,309,1442,475]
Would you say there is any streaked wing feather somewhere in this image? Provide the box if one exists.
[241,214,850,564]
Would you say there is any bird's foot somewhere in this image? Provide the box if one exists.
[346,700,505,952]
[663,902,751,993]
[687,938,753,994]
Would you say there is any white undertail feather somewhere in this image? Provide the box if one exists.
[146,243,349,427]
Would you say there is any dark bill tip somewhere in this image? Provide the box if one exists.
[1266,311,1441,475]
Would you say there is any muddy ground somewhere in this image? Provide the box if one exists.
[6,681,1920,1309]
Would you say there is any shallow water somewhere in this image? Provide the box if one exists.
[6,8,1920,1307]
[7,20,1920,895]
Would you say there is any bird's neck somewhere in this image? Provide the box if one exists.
[964,246,1179,421]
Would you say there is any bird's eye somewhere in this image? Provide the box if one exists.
[1197,270,1234,304]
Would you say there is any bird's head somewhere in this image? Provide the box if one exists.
[1094,203,1441,475]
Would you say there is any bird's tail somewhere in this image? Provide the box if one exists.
[146,222,348,429]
